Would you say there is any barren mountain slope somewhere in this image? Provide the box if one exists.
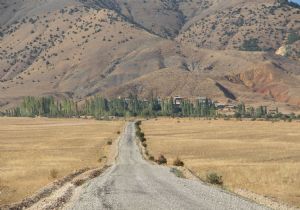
[106,46,300,110]
[0,0,300,111]
[0,1,164,105]
[177,0,300,52]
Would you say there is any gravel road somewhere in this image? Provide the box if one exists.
[65,122,269,210]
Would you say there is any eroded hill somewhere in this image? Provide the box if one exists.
[0,0,300,112]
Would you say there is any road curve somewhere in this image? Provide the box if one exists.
[65,122,269,210]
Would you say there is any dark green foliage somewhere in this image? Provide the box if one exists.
[5,95,295,120]
[235,103,269,119]
[240,38,262,51]
[287,32,300,44]
[6,95,218,118]
[5,96,78,117]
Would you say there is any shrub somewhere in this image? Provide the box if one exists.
[73,179,85,186]
[49,169,58,179]
[135,120,142,126]
[156,155,167,165]
[117,131,120,134]
[173,157,184,166]
[170,168,184,178]
[206,172,223,185]
[107,139,112,145]
[142,142,147,148]
[287,32,300,44]
[149,156,155,161]
[240,38,262,51]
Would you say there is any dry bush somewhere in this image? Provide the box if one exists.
[106,138,112,145]
[173,157,184,167]
[49,169,58,179]
[149,156,154,161]
[73,179,85,186]
[156,155,167,165]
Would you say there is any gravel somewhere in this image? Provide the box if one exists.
[65,122,269,210]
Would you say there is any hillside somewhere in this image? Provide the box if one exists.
[0,0,300,112]
[177,0,300,52]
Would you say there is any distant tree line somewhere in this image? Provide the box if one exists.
[1,95,299,121]
[234,102,299,121]
[2,95,216,118]
[3,96,78,118]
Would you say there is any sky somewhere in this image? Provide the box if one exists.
[290,0,300,4]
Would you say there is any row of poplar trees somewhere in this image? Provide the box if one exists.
[4,95,217,118]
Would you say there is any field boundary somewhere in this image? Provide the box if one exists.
[0,168,91,210]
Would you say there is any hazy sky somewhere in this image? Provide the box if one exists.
[290,0,300,4]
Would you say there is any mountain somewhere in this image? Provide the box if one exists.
[0,0,300,112]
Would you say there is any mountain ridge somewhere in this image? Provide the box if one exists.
[0,0,299,112]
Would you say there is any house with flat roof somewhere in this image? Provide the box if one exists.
[173,96,184,106]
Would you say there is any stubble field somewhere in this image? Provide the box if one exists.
[142,118,300,207]
[0,117,123,205]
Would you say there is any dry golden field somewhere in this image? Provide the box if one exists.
[142,118,300,207]
[0,117,123,205]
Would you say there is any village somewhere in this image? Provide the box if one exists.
[137,96,280,116]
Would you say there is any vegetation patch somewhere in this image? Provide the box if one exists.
[173,158,184,167]
[170,168,185,178]
[206,172,223,185]
[156,155,167,165]
[287,32,300,44]
[240,38,262,51]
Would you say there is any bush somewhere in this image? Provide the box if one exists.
[149,156,155,161]
[287,32,300,44]
[173,157,184,166]
[73,179,85,186]
[206,172,223,185]
[142,142,147,148]
[156,155,167,165]
[49,169,58,179]
[106,139,112,145]
[240,38,262,51]
[170,168,184,178]
[117,131,120,134]
[136,131,144,139]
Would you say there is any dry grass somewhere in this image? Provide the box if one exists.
[0,117,123,205]
[142,118,300,207]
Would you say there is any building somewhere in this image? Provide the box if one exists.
[197,96,212,104]
[173,96,184,106]
[215,102,226,109]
